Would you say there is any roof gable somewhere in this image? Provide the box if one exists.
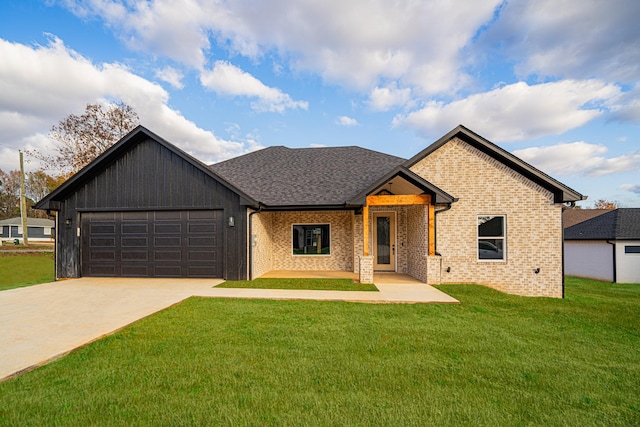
[565,208,640,240]
[210,146,406,208]
[404,125,585,204]
[35,126,256,210]
[347,166,456,206]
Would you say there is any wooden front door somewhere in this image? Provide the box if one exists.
[373,212,396,271]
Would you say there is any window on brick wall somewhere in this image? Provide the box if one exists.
[292,224,331,255]
[478,215,505,261]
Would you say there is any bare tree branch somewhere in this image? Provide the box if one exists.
[29,102,139,174]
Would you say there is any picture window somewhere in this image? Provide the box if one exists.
[292,224,330,255]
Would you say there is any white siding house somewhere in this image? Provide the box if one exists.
[564,209,640,284]
[564,240,614,282]
[0,217,54,243]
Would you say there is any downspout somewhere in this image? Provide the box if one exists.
[561,202,576,299]
[433,203,454,279]
[606,240,616,283]
[248,207,262,280]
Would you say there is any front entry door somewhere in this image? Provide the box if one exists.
[373,212,396,271]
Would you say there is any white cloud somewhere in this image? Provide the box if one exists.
[336,116,358,127]
[60,0,501,95]
[155,66,184,89]
[368,83,412,111]
[393,80,620,141]
[514,142,640,177]
[621,184,640,195]
[0,36,256,172]
[200,60,308,113]
[479,0,640,83]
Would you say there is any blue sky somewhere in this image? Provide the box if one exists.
[0,0,638,207]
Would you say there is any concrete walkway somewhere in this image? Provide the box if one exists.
[0,277,457,381]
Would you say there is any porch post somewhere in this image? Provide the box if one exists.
[362,205,369,256]
[428,200,435,256]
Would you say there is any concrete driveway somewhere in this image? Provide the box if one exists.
[0,277,457,381]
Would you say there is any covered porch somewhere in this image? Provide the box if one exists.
[348,166,456,285]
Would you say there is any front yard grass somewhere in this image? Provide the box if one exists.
[0,277,638,425]
[217,277,378,291]
[0,253,54,291]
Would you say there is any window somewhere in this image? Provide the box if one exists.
[292,224,330,255]
[478,215,505,260]
[625,245,640,254]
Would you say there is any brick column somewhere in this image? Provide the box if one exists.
[427,255,442,285]
[359,255,374,284]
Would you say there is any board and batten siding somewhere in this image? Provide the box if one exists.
[564,240,614,282]
[54,137,247,280]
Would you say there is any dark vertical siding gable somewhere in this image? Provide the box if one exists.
[55,136,247,280]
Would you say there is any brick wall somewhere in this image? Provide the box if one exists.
[269,210,354,271]
[407,204,428,282]
[410,137,564,297]
[249,210,273,279]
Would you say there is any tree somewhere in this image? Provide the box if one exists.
[30,102,139,174]
[27,170,66,203]
[0,169,20,220]
[593,199,618,209]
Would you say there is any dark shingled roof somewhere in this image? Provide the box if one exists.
[210,146,406,207]
[564,208,640,240]
[563,208,613,228]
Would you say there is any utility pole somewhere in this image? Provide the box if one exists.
[19,150,29,246]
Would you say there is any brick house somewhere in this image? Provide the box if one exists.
[36,125,584,297]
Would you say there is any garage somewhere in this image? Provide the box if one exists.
[81,210,223,278]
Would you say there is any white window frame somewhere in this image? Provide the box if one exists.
[292,223,331,256]
[477,215,506,262]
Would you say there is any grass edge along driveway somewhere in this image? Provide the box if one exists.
[0,277,638,426]
[0,253,54,291]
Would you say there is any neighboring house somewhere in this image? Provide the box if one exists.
[35,125,584,297]
[563,208,613,228]
[0,217,54,242]
[564,209,640,283]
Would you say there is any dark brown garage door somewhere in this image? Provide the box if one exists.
[81,210,223,278]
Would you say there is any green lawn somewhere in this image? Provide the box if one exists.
[0,253,54,291]
[0,277,638,425]
[217,277,378,291]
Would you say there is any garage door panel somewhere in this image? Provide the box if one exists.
[121,265,150,276]
[90,224,116,234]
[90,237,115,247]
[122,224,149,234]
[154,236,181,246]
[155,223,182,233]
[121,251,148,261]
[81,210,223,278]
[154,251,182,261]
[122,237,148,247]
[155,211,182,220]
[188,266,218,277]
[89,265,117,276]
[189,223,216,233]
[90,250,116,261]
